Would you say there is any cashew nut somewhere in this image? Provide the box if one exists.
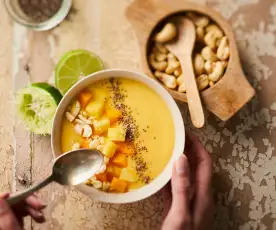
[82,125,93,138]
[174,68,182,77]
[165,53,180,74]
[196,26,205,42]
[74,124,84,136]
[206,24,223,38]
[176,75,186,93]
[201,46,217,61]
[194,54,205,75]
[204,31,221,50]
[204,60,212,73]
[217,36,230,60]
[72,142,80,151]
[197,74,209,91]
[154,71,177,89]
[155,52,167,62]
[71,100,81,117]
[178,83,186,93]
[208,61,225,82]
[209,81,215,87]
[186,13,209,27]
[78,114,92,125]
[66,112,75,123]
[92,180,102,189]
[194,16,210,28]
[154,43,169,54]
[149,53,168,71]
[154,23,177,43]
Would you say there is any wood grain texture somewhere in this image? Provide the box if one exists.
[166,18,205,128]
[126,0,256,121]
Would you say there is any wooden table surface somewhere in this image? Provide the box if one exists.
[1,0,276,229]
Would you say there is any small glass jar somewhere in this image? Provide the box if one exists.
[4,0,72,31]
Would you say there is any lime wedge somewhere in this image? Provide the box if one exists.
[55,49,104,95]
[16,83,62,135]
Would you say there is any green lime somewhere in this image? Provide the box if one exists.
[16,83,62,135]
[55,49,104,95]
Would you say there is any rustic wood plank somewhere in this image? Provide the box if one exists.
[0,0,13,194]
[12,24,33,230]
[26,1,166,229]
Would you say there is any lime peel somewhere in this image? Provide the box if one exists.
[55,49,104,95]
[16,83,62,135]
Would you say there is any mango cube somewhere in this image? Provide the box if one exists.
[108,127,126,142]
[79,89,93,108]
[105,107,122,123]
[93,117,110,134]
[106,164,122,178]
[85,101,104,118]
[80,138,90,149]
[88,88,108,102]
[112,153,128,167]
[119,168,138,182]
[116,142,136,156]
[110,177,128,193]
[102,140,116,158]
[96,172,108,182]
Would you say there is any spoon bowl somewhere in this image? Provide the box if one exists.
[53,149,104,186]
[7,149,103,205]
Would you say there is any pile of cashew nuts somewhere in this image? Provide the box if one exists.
[149,12,230,93]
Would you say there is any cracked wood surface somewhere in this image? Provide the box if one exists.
[1,0,276,229]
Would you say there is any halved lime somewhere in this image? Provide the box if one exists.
[16,83,62,135]
[55,49,104,95]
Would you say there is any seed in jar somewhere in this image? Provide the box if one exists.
[18,0,62,22]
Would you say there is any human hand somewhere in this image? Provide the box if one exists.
[161,133,214,230]
[0,192,46,229]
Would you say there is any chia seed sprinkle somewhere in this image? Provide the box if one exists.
[18,0,62,22]
[109,78,151,184]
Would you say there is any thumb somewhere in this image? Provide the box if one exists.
[171,155,191,222]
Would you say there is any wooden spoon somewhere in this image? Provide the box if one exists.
[165,18,204,128]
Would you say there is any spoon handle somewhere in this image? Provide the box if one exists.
[7,175,53,206]
[181,57,205,128]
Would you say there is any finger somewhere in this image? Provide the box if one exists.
[0,199,22,230]
[25,195,46,210]
[170,155,192,227]
[186,133,214,229]
[0,192,10,199]
[186,132,212,188]
[26,206,46,223]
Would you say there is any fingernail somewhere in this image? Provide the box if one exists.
[176,155,188,176]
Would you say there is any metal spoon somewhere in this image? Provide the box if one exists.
[8,149,103,205]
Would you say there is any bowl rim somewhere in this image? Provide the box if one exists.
[51,69,185,203]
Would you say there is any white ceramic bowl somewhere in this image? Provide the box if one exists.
[51,69,185,203]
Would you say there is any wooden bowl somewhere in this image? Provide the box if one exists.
[126,0,255,121]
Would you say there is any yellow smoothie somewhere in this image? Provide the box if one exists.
[60,78,174,192]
